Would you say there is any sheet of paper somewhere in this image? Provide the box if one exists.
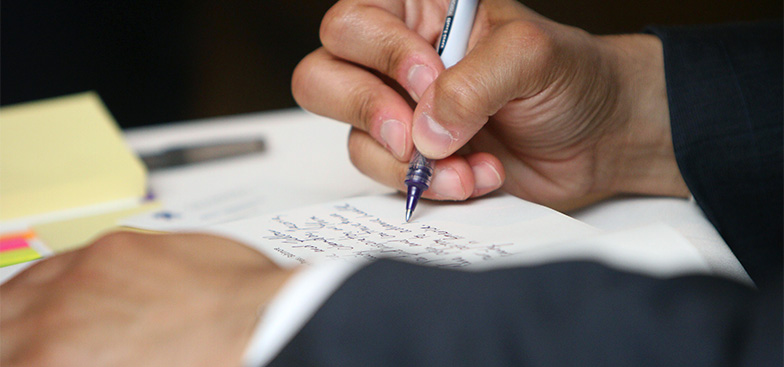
[210,193,596,268]
[208,193,709,277]
[570,196,750,284]
[485,223,710,277]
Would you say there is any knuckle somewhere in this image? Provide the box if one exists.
[347,128,366,169]
[373,32,408,76]
[320,2,408,77]
[345,83,381,132]
[291,51,319,106]
[90,231,139,250]
[347,129,405,189]
[431,72,486,124]
[505,20,554,47]
[319,2,354,50]
[504,20,558,65]
[82,231,143,261]
[347,131,377,173]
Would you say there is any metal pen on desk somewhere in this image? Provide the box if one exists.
[140,138,266,171]
[405,0,479,222]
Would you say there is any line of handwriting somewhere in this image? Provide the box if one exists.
[262,203,514,268]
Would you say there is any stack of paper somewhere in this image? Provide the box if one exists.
[0,92,155,265]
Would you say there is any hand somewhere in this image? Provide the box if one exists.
[1,232,294,367]
[292,0,690,210]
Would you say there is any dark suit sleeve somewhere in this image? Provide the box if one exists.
[646,21,783,287]
[270,260,779,367]
[269,22,783,367]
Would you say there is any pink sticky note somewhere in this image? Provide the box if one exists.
[0,237,29,252]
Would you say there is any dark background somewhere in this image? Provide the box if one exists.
[2,1,781,128]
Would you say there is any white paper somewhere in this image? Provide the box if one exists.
[209,193,710,277]
[570,196,750,284]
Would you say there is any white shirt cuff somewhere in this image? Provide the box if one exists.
[242,260,363,367]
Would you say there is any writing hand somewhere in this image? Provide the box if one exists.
[292,0,690,210]
[1,232,293,367]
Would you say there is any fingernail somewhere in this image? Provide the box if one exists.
[379,119,406,159]
[472,162,503,194]
[430,167,465,200]
[407,65,436,101]
[415,112,455,157]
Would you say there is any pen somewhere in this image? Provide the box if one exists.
[405,0,479,222]
[140,138,266,171]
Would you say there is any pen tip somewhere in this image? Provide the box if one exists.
[405,184,423,222]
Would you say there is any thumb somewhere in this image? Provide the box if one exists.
[412,20,557,159]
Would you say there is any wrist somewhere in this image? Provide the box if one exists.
[597,33,690,198]
[228,263,297,363]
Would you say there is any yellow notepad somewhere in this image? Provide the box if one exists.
[0,92,147,221]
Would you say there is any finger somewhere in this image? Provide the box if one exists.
[320,0,445,101]
[465,152,505,197]
[348,127,477,201]
[412,19,562,159]
[292,48,414,160]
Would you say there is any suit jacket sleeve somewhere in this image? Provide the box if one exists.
[268,22,783,367]
[647,21,783,286]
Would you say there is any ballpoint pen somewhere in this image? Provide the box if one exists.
[405,0,479,222]
[139,138,266,171]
